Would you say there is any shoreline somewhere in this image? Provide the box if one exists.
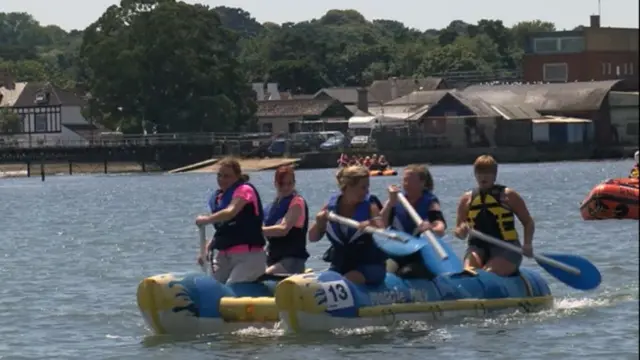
[0,162,159,178]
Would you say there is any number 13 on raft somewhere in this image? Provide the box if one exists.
[321,280,354,311]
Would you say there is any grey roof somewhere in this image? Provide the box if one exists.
[462,80,628,112]
[314,87,378,103]
[385,89,452,105]
[1,82,85,107]
[368,77,448,103]
[257,99,338,117]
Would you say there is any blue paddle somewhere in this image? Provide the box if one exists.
[327,212,424,256]
[469,230,601,291]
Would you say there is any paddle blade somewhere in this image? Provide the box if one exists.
[373,230,425,257]
[537,253,602,291]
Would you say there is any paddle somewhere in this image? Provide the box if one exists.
[468,229,601,291]
[396,193,448,260]
[396,192,464,275]
[327,212,424,256]
[198,225,209,274]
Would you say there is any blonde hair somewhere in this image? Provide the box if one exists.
[336,165,369,191]
[405,164,434,191]
[473,155,498,175]
[217,157,250,182]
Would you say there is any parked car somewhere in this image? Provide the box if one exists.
[320,133,346,150]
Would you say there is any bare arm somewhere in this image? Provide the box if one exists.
[308,205,328,242]
[379,199,393,228]
[455,192,471,227]
[262,203,302,237]
[369,204,384,228]
[202,197,247,224]
[427,201,446,236]
[505,188,535,246]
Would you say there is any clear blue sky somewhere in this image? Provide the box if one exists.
[2,0,638,31]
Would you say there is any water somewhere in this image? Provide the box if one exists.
[0,160,637,359]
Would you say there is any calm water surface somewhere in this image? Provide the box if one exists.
[0,161,637,360]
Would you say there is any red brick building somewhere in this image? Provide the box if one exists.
[523,15,638,88]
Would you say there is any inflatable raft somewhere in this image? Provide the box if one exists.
[137,267,553,334]
[370,168,397,177]
[580,177,639,220]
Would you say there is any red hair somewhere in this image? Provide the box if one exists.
[275,165,295,184]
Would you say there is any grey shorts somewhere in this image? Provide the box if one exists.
[212,250,266,284]
[267,257,306,274]
[465,242,523,268]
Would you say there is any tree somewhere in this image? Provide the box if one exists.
[79,0,256,133]
[0,109,22,134]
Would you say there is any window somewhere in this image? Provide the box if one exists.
[34,114,47,132]
[543,63,568,82]
[534,38,559,53]
[624,63,628,75]
[261,122,272,133]
[607,63,612,75]
[602,63,607,75]
[559,37,585,52]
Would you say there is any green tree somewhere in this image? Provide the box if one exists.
[79,0,256,133]
[0,109,22,134]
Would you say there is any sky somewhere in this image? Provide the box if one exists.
[1,0,638,31]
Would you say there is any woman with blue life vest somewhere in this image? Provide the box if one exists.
[308,165,387,285]
[380,164,447,276]
[195,157,267,284]
[454,155,535,277]
[262,165,309,275]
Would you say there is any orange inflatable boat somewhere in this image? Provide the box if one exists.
[369,168,397,177]
[580,178,639,220]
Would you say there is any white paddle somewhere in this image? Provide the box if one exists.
[198,225,209,274]
[396,192,448,260]
[327,212,410,243]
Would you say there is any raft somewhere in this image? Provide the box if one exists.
[579,178,639,220]
[369,168,397,177]
[137,267,553,334]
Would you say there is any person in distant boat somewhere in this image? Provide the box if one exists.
[338,153,349,168]
[369,154,381,171]
[630,150,639,179]
[363,156,372,168]
[262,165,309,275]
[377,155,389,170]
[196,157,266,284]
[309,165,388,285]
[381,164,447,277]
[454,155,535,276]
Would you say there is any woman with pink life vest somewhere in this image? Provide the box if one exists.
[195,157,266,284]
[262,165,310,275]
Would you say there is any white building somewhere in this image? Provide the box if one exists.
[0,76,97,148]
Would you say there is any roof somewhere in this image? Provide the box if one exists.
[532,116,592,124]
[1,82,86,107]
[368,77,447,103]
[344,105,371,116]
[385,90,451,105]
[314,87,378,103]
[462,80,629,112]
[256,99,338,117]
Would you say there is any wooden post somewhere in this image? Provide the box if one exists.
[141,160,146,172]
[40,159,45,182]
[68,160,73,175]
[103,159,108,174]
[26,161,31,177]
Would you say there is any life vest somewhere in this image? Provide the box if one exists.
[208,181,265,251]
[389,190,437,234]
[630,165,639,179]
[467,185,518,246]
[263,192,309,265]
[324,194,387,271]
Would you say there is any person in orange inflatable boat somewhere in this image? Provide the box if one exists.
[629,151,639,179]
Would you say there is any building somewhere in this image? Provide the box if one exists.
[313,87,375,115]
[368,77,450,103]
[255,99,353,134]
[608,91,639,145]
[0,73,96,147]
[523,15,638,87]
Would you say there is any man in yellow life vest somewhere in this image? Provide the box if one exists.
[630,151,639,179]
[454,155,535,276]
